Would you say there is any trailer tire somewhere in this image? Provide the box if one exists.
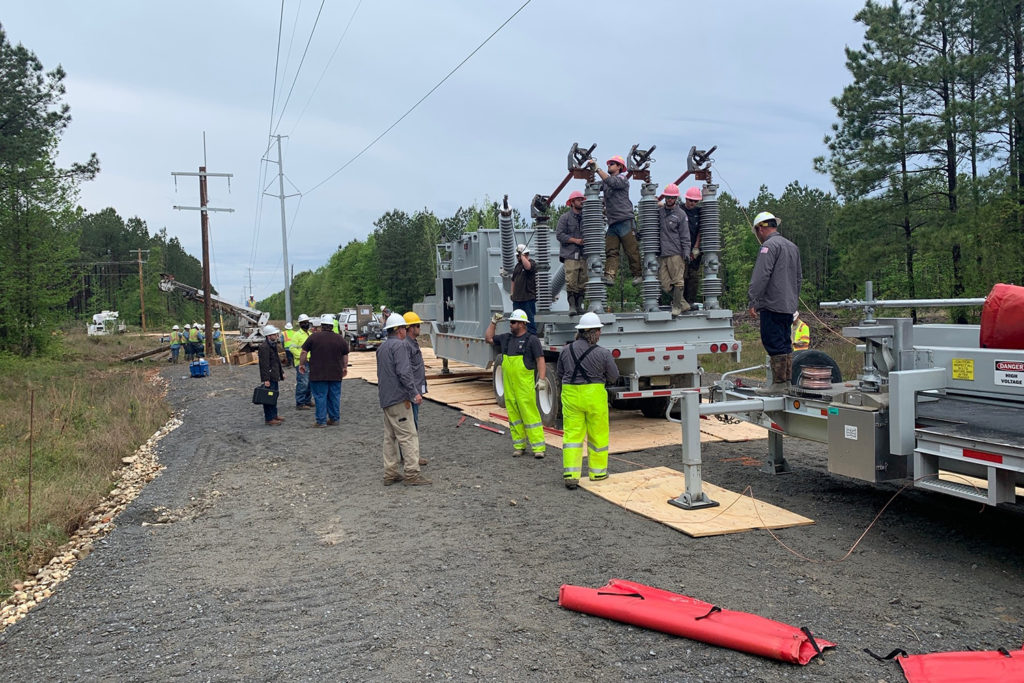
[538,364,561,427]
[640,397,670,418]
[492,360,506,408]
[791,349,842,384]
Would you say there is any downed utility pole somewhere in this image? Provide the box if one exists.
[172,149,233,359]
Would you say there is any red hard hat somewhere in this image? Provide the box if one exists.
[684,186,703,202]
[606,155,626,169]
[565,190,585,206]
[659,183,681,199]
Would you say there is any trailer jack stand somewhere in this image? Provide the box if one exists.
[668,491,720,510]
[667,390,720,510]
[760,430,792,475]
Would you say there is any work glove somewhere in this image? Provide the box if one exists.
[535,378,548,392]
[691,247,700,259]
[499,267,508,277]
[491,312,504,325]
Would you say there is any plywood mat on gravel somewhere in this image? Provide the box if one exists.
[579,466,815,537]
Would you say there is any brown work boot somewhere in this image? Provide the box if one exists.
[402,472,432,486]
[756,356,789,395]
[383,473,402,486]
[419,457,429,466]
[512,449,526,458]
[534,451,545,459]
[327,418,338,425]
[564,478,579,490]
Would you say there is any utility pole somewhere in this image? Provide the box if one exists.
[172,156,233,359]
[129,248,150,332]
[265,135,300,324]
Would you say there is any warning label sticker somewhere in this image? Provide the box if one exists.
[951,358,974,381]
[994,360,1024,387]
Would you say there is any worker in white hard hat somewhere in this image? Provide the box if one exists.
[792,311,810,351]
[212,322,223,358]
[485,308,547,459]
[376,313,430,486]
[556,312,619,489]
[290,314,314,410]
[169,324,182,364]
[299,313,349,427]
[258,324,286,426]
[282,322,295,366]
[511,244,538,335]
[748,211,802,394]
[183,323,193,361]
[657,183,692,316]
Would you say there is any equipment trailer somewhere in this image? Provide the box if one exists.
[683,281,1024,509]
[415,144,741,425]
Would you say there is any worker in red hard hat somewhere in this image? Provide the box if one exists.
[556,190,587,314]
[657,184,692,316]
[682,186,704,308]
[587,155,642,286]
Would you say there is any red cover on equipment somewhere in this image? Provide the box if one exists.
[558,578,834,665]
[980,283,1024,349]
[898,645,1024,682]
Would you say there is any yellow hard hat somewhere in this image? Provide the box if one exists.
[403,312,422,325]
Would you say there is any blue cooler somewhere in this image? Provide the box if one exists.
[189,359,210,377]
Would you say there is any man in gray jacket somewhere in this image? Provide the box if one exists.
[556,190,587,314]
[588,155,642,286]
[657,183,691,316]
[376,313,430,486]
[747,211,802,394]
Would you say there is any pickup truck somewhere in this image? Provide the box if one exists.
[339,306,384,351]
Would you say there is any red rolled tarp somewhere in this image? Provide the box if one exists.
[896,645,1024,682]
[980,283,1024,349]
[558,578,834,665]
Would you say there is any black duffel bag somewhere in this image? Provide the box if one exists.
[252,385,278,406]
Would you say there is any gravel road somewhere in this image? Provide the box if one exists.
[1,362,1022,682]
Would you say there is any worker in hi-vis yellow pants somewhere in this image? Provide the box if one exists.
[486,309,547,458]
[556,312,620,490]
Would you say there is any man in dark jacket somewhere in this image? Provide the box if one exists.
[556,190,587,315]
[681,186,703,308]
[376,313,429,486]
[299,313,349,428]
[511,244,538,335]
[258,324,286,426]
[748,211,802,394]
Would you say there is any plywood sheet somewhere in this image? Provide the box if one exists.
[579,466,815,537]
[698,417,769,442]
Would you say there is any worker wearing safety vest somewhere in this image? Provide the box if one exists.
[289,314,314,410]
[212,322,223,357]
[169,324,182,363]
[792,312,810,351]
[485,309,547,458]
[282,322,295,366]
[556,311,619,489]
[188,323,202,358]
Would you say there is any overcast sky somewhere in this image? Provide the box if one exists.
[4,1,866,306]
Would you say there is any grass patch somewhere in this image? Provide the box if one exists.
[0,330,171,598]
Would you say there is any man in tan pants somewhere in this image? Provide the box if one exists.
[375,313,430,486]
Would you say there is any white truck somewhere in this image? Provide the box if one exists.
[337,305,384,351]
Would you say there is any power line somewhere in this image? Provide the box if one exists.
[303,0,533,196]
[273,0,327,134]
[267,0,286,141]
[288,0,364,137]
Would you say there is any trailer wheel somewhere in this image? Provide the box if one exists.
[640,397,670,418]
[791,349,842,384]
[538,364,561,427]
[492,360,506,408]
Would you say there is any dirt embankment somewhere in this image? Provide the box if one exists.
[0,362,1021,681]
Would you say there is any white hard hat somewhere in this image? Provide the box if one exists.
[385,313,407,330]
[380,305,386,311]
[263,324,280,335]
[213,322,220,328]
[508,309,530,322]
[285,322,293,330]
[575,312,605,329]
[184,323,190,329]
[793,311,800,322]
[516,243,529,254]
[297,313,309,322]
[753,211,780,228]
[172,325,179,330]
[310,317,321,326]
[320,313,336,325]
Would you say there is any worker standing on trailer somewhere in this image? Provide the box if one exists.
[588,155,642,286]
[299,313,349,428]
[485,309,547,459]
[169,324,182,363]
[290,314,314,411]
[657,183,692,316]
[511,244,538,335]
[792,312,810,351]
[376,313,430,486]
[682,186,704,309]
[556,312,619,489]
[748,211,802,394]
[556,190,587,315]
[258,324,285,427]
